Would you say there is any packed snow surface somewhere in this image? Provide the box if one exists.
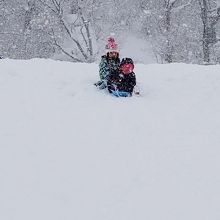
[0,59,220,220]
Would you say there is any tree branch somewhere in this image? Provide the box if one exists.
[78,8,93,56]
[37,0,57,14]
[37,0,89,61]
[59,18,88,60]
[51,29,83,62]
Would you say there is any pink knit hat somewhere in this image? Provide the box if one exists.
[105,37,119,53]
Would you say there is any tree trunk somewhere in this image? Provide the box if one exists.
[164,5,173,63]
[201,0,210,63]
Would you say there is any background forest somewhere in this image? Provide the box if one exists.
[1,0,220,64]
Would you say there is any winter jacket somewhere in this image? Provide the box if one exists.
[107,70,136,94]
[99,55,120,81]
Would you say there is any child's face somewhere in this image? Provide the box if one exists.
[108,51,118,58]
[120,63,134,74]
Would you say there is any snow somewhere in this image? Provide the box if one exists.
[143,9,152,15]
[120,36,156,64]
[0,58,220,220]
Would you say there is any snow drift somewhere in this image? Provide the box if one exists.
[0,59,220,220]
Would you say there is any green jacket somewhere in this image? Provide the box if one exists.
[99,55,120,81]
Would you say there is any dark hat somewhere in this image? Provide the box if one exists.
[120,58,134,66]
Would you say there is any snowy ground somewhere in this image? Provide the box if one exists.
[0,59,220,220]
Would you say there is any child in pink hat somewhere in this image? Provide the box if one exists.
[95,36,120,89]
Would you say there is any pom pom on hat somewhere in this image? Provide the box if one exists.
[105,36,119,53]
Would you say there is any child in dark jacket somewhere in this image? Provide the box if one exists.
[107,58,136,97]
[95,36,120,89]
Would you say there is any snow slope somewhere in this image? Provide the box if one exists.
[0,59,220,220]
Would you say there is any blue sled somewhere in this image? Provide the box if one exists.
[110,90,132,97]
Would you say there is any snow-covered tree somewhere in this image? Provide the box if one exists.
[140,0,202,63]
[0,0,54,59]
[36,0,97,62]
[1,0,220,64]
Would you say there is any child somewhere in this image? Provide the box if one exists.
[107,58,136,97]
[95,36,120,89]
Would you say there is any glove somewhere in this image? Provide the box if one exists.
[98,80,107,90]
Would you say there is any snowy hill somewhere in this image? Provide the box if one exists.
[0,59,220,220]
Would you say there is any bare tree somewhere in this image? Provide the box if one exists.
[37,0,95,62]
